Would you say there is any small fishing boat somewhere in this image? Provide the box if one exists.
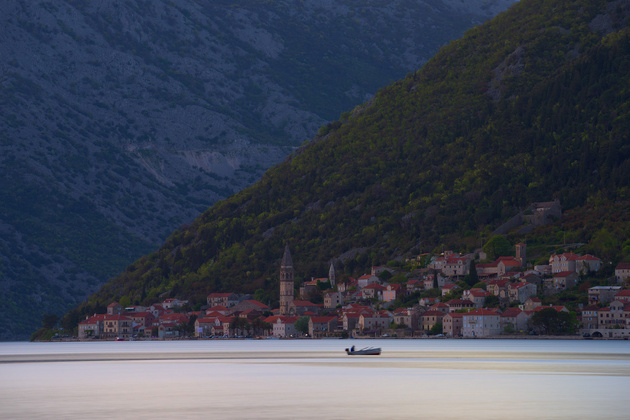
[345,346,381,356]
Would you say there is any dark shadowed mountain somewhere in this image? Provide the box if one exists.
[0,0,516,339]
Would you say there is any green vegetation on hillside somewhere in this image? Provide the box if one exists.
[69,0,630,325]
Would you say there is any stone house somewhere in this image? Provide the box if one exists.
[500,308,529,332]
[357,274,379,289]
[420,310,445,331]
[614,289,630,303]
[429,302,450,314]
[361,283,386,300]
[161,298,188,310]
[342,312,363,332]
[78,314,108,339]
[549,253,601,275]
[486,279,509,297]
[507,282,537,303]
[549,253,580,274]
[419,297,439,306]
[157,312,189,327]
[406,278,423,292]
[441,284,459,297]
[588,286,623,305]
[615,263,630,284]
[271,316,299,338]
[446,298,474,312]
[149,304,167,319]
[496,257,522,276]
[195,316,221,337]
[126,311,155,329]
[309,316,338,337]
[392,307,419,330]
[523,297,542,311]
[546,271,579,294]
[597,300,628,329]
[107,302,123,315]
[463,289,491,308]
[462,309,502,338]
[576,255,601,273]
[580,305,600,330]
[359,311,392,332]
[207,293,240,308]
[521,273,543,288]
[337,277,357,293]
[291,300,321,316]
[233,300,270,313]
[299,278,321,300]
[383,284,405,302]
[442,312,464,337]
[440,255,472,277]
[206,305,230,315]
[103,314,132,339]
[324,291,343,309]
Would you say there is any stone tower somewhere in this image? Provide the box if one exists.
[328,262,336,287]
[279,245,295,315]
[515,243,527,267]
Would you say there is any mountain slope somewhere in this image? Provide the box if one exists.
[72,0,630,324]
[0,0,516,339]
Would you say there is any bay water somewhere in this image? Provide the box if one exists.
[1,339,628,419]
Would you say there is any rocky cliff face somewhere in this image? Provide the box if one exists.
[0,0,515,339]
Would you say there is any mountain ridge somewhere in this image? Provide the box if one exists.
[1,0,515,340]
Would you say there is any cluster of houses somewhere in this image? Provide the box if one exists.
[582,280,630,339]
[77,245,630,340]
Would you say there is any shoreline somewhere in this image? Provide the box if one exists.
[29,333,613,343]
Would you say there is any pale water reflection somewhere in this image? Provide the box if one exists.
[1,339,628,419]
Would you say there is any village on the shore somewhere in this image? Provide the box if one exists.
[77,239,630,341]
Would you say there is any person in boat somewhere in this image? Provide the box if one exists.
[351,345,355,352]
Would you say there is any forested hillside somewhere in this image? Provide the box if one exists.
[1,0,515,340]
[66,0,630,326]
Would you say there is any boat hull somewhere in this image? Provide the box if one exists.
[345,347,381,356]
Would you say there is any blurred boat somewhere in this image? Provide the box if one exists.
[345,346,381,355]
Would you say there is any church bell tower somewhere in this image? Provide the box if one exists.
[279,245,295,315]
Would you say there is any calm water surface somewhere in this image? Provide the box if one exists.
[1,339,629,419]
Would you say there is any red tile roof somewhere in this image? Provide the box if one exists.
[105,314,131,320]
[243,300,269,309]
[310,316,337,323]
[501,308,523,317]
[421,310,446,317]
[465,309,500,316]
[554,271,577,277]
[292,300,318,307]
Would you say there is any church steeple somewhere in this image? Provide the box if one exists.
[328,262,336,287]
[279,245,294,315]
[281,245,293,270]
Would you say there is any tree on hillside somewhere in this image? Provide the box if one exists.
[119,296,132,308]
[231,317,251,336]
[378,270,393,282]
[295,316,310,335]
[42,314,59,330]
[483,235,512,260]
[428,322,443,336]
[465,261,479,287]
[529,308,577,335]
[484,295,500,308]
